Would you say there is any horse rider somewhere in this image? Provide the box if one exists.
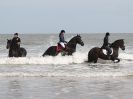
[101,32,112,59]
[59,30,67,50]
[11,33,21,51]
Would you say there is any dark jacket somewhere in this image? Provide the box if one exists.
[103,35,109,46]
[101,35,110,49]
[11,37,21,49]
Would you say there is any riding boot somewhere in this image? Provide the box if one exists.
[107,53,111,60]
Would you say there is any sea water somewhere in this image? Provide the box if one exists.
[0,33,133,99]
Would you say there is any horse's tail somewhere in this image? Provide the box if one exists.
[42,48,49,57]
[42,51,47,57]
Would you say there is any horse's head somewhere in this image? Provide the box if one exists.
[6,39,12,49]
[75,34,84,46]
[111,39,125,50]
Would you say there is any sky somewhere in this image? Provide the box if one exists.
[0,0,133,34]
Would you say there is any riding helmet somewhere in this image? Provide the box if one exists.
[61,30,65,33]
[14,33,18,36]
[106,32,110,36]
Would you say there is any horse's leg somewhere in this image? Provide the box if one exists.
[9,50,13,57]
[15,50,19,57]
[113,57,120,63]
[64,47,74,56]
[8,53,12,57]
[93,53,99,63]
[66,51,73,56]
[94,59,98,63]
[93,54,98,63]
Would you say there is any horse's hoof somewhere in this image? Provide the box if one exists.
[113,60,120,63]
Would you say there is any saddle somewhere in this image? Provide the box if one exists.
[102,48,113,55]
[56,43,64,52]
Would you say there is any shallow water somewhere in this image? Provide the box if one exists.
[0,77,133,99]
[0,33,133,99]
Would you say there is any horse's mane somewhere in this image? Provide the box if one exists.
[7,39,12,43]
[112,39,124,44]
[111,39,124,48]
[68,36,77,43]
[7,39,13,48]
[68,35,81,44]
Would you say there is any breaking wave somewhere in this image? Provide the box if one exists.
[0,52,87,65]
[0,52,132,78]
[0,52,132,65]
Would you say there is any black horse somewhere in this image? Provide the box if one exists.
[6,39,27,57]
[88,39,125,63]
[42,35,84,56]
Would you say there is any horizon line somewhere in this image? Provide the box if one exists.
[0,32,132,34]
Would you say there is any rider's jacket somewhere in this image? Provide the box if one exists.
[11,37,21,49]
[103,35,109,47]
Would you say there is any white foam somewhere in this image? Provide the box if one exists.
[0,52,132,78]
[0,52,132,65]
[0,52,87,65]
[119,53,133,60]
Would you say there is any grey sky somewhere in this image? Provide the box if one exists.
[0,0,133,33]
